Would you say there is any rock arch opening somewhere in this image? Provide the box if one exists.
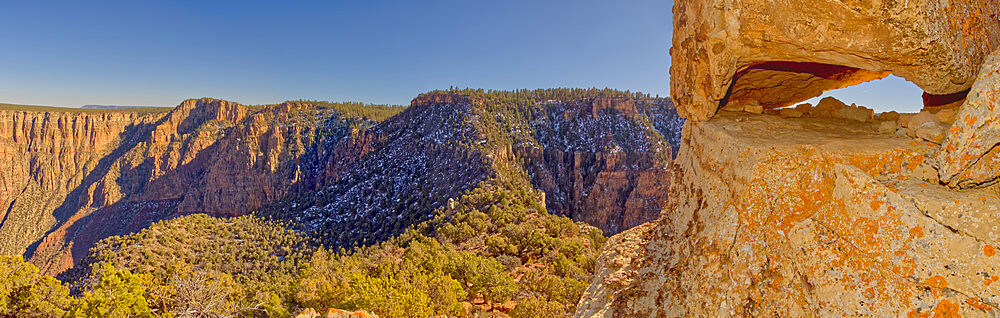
[718,61,891,114]
[719,61,970,115]
[802,75,925,113]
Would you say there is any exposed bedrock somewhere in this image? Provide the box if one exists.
[938,50,1000,188]
[576,113,1000,316]
[670,0,1000,121]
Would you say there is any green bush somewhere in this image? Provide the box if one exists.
[0,255,72,317]
[69,264,154,318]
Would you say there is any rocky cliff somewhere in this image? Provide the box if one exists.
[578,112,1000,316]
[0,108,163,259]
[0,90,684,276]
[0,99,390,275]
[576,1,1000,316]
[259,90,683,249]
[517,96,680,234]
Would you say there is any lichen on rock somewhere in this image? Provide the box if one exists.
[670,0,1000,121]
[937,50,1000,188]
[576,114,1000,316]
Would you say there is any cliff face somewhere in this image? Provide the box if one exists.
[260,92,684,247]
[0,91,684,276]
[0,110,162,258]
[3,99,373,275]
[577,113,1000,316]
[517,97,681,234]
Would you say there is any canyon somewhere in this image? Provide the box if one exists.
[0,90,682,277]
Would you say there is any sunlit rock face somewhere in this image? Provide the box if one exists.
[576,114,1000,316]
[938,50,1000,188]
[670,0,1000,121]
[575,0,1000,316]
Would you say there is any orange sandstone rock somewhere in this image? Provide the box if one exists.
[938,50,1000,188]
[669,0,1000,121]
[575,114,999,316]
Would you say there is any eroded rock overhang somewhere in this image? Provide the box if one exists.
[670,0,1000,121]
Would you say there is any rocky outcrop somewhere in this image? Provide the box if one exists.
[295,308,379,318]
[937,50,1000,188]
[670,0,1000,121]
[576,113,999,316]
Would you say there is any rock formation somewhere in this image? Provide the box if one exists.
[576,0,1000,316]
[0,99,374,275]
[938,50,1000,188]
[517,97,680,234]
[577,113,999,316]
[0,109,162,259]
[670,0,1000,121]
[0,90,685,275]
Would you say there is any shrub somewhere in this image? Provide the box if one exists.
[0,255,71,317]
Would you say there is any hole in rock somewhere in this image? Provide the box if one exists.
[722,61,964,115]
[802,75,924,113]
[722,61,893,113]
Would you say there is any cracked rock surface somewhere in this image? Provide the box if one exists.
[575,113,999,316]
[938,50,1000,188]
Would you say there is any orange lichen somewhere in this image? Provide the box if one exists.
[985,276,998,287]
[966,297,994,311]
[909,226,925,239]
[964,114,978,126]
[908,309,932,318]
[925,275,949,297]
[933,299,961,318]
[986,244,996,257]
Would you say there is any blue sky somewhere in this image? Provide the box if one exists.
[0,1,922,112]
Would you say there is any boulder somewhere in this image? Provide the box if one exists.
[837,103,874,122]
[878,111,901,122]
[907,111,947,144]
[743,101,764,114]
[934,108,958,124]
[814,97,848,118]
[295,308,379,318]
[876,120,898,134]
[669,0,1000,121]
[937,50,1000,187]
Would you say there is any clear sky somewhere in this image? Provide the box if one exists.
[0,0,922,112]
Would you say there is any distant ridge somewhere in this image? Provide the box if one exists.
[81,104,168,109]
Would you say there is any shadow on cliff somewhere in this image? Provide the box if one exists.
[22,114,170,264]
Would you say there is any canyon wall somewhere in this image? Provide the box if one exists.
[0,92,684,276]
[0,100,363,275]
[518,97,681,234]
[0,109,162,257]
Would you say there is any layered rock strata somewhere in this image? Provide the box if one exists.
[0,109,163,258]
